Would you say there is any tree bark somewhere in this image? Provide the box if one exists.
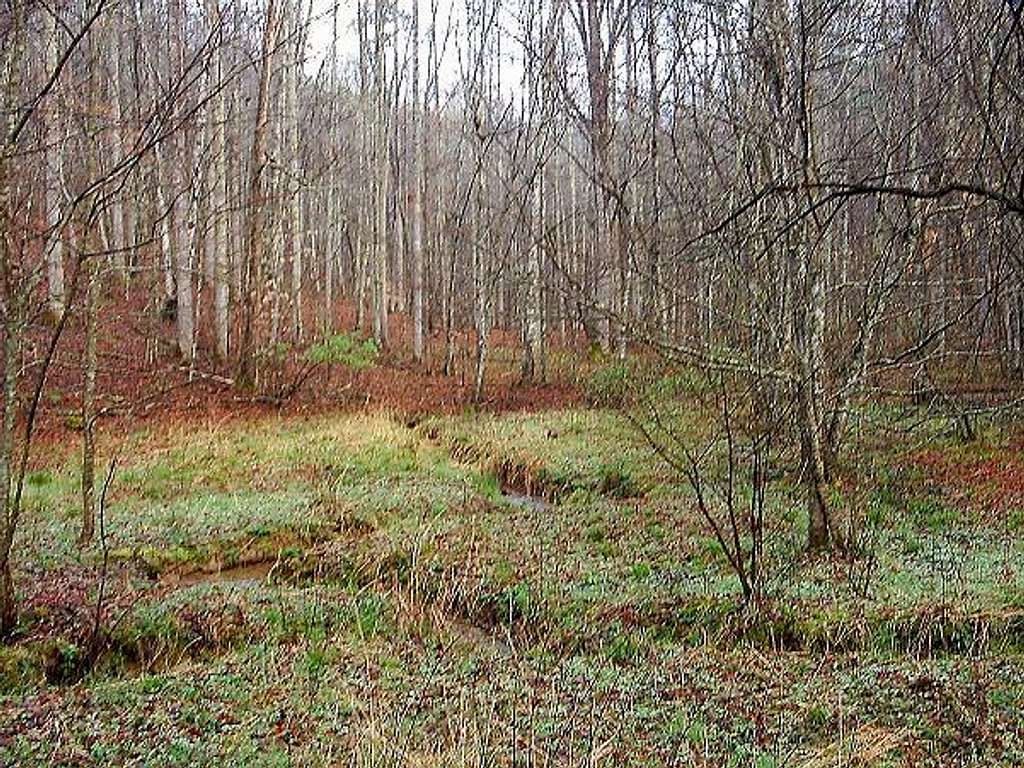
[80,255,98,544]
[0,1,27,635]
[239,0,280,386]
[206,0,230,361]
[522,169,543,381]
[168,0,195,364]
[42,8,66,321]
[411,0,426,363]
[323,0,339,333]
[285,0,304,340]
[371,0,390,349]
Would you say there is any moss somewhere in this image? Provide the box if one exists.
[0,646,44,694]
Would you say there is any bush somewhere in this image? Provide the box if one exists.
[598,462,640,497]
[307,333,378,370]
[585,360,639,407]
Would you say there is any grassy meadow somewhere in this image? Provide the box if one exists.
[0,396,1022,766]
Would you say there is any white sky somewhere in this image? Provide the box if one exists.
[302,0,528,103]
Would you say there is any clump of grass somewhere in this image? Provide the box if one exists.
[420,409,665,502]
[306,332,378,369]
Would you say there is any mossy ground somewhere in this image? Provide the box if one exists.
[1,405,1021,765]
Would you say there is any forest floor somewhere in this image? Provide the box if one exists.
[1,355,1023,765]
[28,292,587,449]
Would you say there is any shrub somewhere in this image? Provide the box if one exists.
[307,333,379,370]
[598,462,640,497]
[585,360,638,407]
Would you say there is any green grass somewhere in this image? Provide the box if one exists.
[3,632,1020,766]
[17,413,479,575]
[1,404,1023,765]
[420,409,683,500]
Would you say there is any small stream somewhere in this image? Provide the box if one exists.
[159,487,549,590]
[499,489,551,513]
[162,561,274,588]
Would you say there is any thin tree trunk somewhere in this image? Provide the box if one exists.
[0,1,27,635]
[523,171,543,381]
[391,32,406,317]
[286,0,303,339]
[372,0,390,348]
[154,157,176,305]
[173,182,195,363]
[168,1,194,364]
[472,94,489,401]
[107,9,127,288]
[0,303,17,631]
[411,0,425,362]
[80,256,98,544]
[323,0,339,334]
[42,8,66,321]
[269,67,287,347]
[206,0,230,360]
[473,240,489,401]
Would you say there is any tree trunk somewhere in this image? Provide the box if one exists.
[42,8,66,321]
[107,9,128,288]
[411,0,425,363]
[168,1,194,364]
[323,0,339,334]
[580,0,615,353]
[0,221,20,638]
[473,235,489,402]
[269,69,287,347]
[793,1,830,550]
[80,256,98,544]
[371,0,390,349]
[0,4,23,631]
[472,95,489,401]
[239,0,280,386]
[154,157,177,306]
[206,0,230,361]
[522,172,543,381]
[285,0,303,340]
[173,182,195,363]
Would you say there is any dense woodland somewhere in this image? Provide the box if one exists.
[5,0,1023,372]
[1,1,1024,762]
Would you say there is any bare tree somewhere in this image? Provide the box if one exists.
[410,0,426,363]
[239,0,281,385]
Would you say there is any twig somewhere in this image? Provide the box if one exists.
[177,367,235,386]
[87,457,118,666]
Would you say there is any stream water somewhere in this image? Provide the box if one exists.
[160,488,548,590]
[162,561,273,588]
[499,489,551,513]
